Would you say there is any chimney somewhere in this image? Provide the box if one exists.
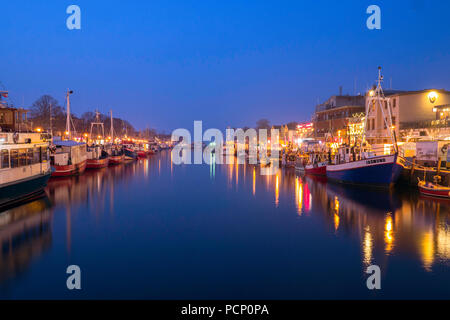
[339,86,343,96]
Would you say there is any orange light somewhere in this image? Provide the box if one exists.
[428,91,438,103]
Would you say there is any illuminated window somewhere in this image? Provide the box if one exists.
[1,149,9,168]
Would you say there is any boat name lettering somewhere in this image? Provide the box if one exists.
[366,158,386,165]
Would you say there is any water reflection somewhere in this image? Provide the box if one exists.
[0,198,52,283]
[0,152,449,297]
[219,161,450,273]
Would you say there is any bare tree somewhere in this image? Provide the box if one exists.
[256,119,270,129]
[29,95,62,132]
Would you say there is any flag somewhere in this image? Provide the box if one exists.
[0,91,8,98]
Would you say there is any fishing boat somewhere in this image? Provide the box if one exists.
[109,153,125,165]
[304,152,328,176]
[50,140,87,176]
[108,146,125,165]
[418,175,450,199]
[136,148,147,158]
[0,95,52,209]
[282,152,297,168]
[86,145,109,169]
[418,180,450,199]
[326,68,405,187]
[305,161,327,176]
[123,147,138,161]
[106,110,125,165]
[326,151,404,185]
[86,111,109,169]
[295,154,308,173]
[50,89,87,177]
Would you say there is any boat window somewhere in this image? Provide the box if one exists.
[18,149,27,166]
[27,148,34,165]
[33,147,41,164]
[1,149,9,168]
[10,149,19,168]
[41,147,48,161]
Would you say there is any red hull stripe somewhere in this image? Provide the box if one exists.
[51,161,87,177]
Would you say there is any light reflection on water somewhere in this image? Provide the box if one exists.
[0,151,449,299]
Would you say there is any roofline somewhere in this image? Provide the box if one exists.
[315,105,365,114]
[384,89,450,97]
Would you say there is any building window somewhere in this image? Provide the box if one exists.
[393,98,396,108]
[372,119,375,130]
[1,149,9,168]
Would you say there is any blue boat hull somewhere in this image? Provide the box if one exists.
[124,148,138,160]
[326,155,404,186]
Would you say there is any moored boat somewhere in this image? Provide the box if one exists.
[137,149,147,158]
[282,152,297,168]
[326,67,405,187]
[304,152,328,176]
[418,177,450,199]
[305,161,327,176]
[109,154,125,165]
[295,155,307,173]
[418,181,450,198]
[124,147,138,161]
[50,89,87,177]
[86,145,109,169]
[50,140,87,177]
[0,101,52,209]
[326,153,404,186]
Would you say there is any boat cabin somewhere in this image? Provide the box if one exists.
[51,140,87,166]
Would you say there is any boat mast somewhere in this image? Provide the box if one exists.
[373,67,398,153]
[66,89,73,139]
[90,110,105,144]
[110,110,114,143]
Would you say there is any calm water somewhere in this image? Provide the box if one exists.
[0,150,449,299]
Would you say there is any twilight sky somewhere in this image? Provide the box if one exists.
[1,0,449,132]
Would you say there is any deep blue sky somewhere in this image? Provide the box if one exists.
[1,0,449,132]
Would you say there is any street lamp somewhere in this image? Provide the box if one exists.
[428,91,438,103]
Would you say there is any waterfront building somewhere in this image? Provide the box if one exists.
[313,94,365,141]
[272,122,313,147]
[365,89,450,144]
[295,122,314,142]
